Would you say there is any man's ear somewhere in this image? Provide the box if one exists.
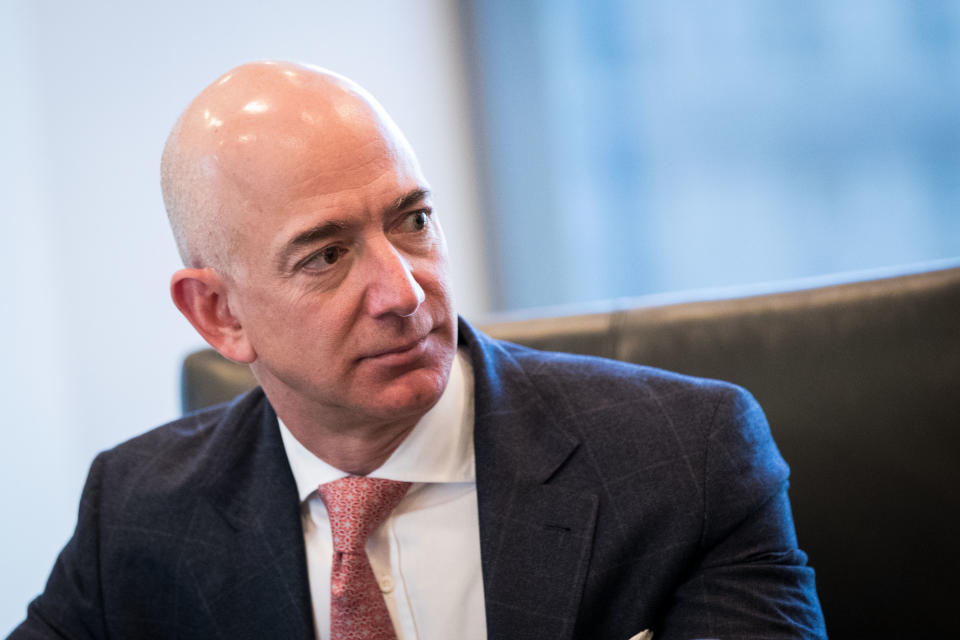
[170,268,257,363]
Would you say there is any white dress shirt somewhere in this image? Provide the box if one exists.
[278,349,487,640]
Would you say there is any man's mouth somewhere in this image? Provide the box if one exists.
[362,334,430,362]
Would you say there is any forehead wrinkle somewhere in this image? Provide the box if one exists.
[279,154,416,220]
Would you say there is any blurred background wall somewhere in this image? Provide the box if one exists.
[3,0,959,632]
[462,0,960,308]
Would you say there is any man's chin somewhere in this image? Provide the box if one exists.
[359,359,452,423]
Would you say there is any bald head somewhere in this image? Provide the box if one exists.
[161,61,419,273]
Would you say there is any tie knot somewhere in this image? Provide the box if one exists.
[317,476,411,553]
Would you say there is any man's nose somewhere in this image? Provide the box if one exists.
[363,239,426,318]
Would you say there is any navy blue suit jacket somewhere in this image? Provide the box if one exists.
[11,320,826,639]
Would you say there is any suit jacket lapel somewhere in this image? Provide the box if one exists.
[462,320,599,640]
[182,392,315,639]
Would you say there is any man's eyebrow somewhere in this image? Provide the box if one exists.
[277,220,349,268]
[393,188,431,211]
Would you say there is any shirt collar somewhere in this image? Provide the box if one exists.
[278,348,476,502]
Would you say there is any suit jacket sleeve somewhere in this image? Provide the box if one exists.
[657,387,826,639]
[9,454,108,640]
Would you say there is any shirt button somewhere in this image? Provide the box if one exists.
[378,575,394,593]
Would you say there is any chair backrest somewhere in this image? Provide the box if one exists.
[182,263,960,637]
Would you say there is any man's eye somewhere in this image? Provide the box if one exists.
[399,210,428,232]
[303,246,346,271]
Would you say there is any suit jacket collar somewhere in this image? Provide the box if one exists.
[461,318,600,640]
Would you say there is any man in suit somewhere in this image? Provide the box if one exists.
[11,62,826,639]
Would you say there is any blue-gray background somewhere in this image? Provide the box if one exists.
[465,0,960,308]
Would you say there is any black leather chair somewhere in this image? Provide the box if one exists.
[182,263,960,638]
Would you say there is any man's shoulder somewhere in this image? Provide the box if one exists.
[490,335,753,416]
[480,333,788,521]
[478,333,777,469]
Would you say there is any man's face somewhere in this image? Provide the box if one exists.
[219,104,457,430]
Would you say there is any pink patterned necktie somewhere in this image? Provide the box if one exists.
[317,476,411,640]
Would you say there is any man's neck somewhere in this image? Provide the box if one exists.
[279,413,420,475]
